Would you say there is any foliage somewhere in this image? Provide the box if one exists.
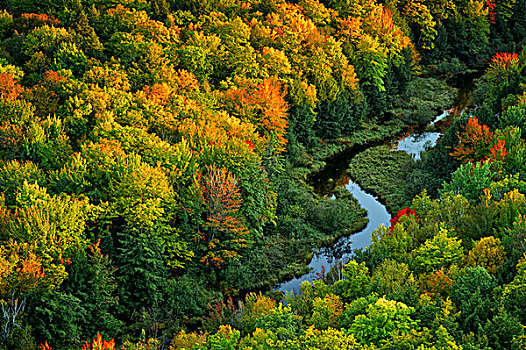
[0,0,524,347]
[80,333,116,350]
[203,297,241,333]
[240,292,276,334]
[413,227,463,273]
[440,161,496,203]
[390,207,418,233]
[349,296,419,346]
[369,259,418,303]
[465,236,506,275]
[199,165,251,268]
[307,293,343,330]
[333,260,370,302]
[450,116,495,164]
[450,266,498,332]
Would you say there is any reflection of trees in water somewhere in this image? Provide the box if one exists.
[396,132,441,160]
[315,173,351,199]
[312,160,352,197]
[453,70,481,110]
[315,239,357,284]
[317,236,354,262]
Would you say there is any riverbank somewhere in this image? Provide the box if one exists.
[274,76,459,292]
[301,77,457,186]
[348,145,415,215]
[277,179,389,294]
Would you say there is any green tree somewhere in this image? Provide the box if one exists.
[450,267,498,332]
[483,310,524,350]
[349,296,419,346]
[501,253,526,324]
[413,227,463,273]
[51,42,88,77]
[369,260,418,304]
[333,260,370,302]
[61,239,122,341]
[440,160,496,203]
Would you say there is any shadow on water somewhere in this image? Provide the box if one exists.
[452,70,483,110]
[308,140,390,197]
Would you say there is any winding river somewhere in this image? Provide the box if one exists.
[278,114,447,294]
[277,70,480,293]
[278,178,391,293]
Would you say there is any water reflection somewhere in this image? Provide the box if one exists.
[278,179,391,294]
[431,110,448,125]
[393,110,447,160]
[394,132,441,160]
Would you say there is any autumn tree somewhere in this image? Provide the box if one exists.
[307,293,343,330]
[465,236,505,275]
[0,180,88,345]
[450,116,495,164]
[199,165,251,268]
[24,70,68,118]
[221,77,289,152]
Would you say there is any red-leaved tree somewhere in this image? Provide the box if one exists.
[389,207,417,233]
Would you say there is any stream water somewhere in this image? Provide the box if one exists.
[393,111,447,160]
[278,179,391,294]
[278,113,447,294]
[278,72,479,294]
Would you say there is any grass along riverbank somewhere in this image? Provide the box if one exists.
[348,145,415,215]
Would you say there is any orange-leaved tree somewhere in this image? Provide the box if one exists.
[42,332,117,350]
[80,333,116,350]
[485,52,523,86]
[491,52,519,70]
[421,267,454,296]
[199,165,251,268]
[0,72,24,101]
[450,116,496,163]
[221,77,288,152]
[485,138,508,163]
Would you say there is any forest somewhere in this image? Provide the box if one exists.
[0,0,526,348]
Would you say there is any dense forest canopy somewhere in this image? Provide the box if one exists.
[0,0,526,348]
